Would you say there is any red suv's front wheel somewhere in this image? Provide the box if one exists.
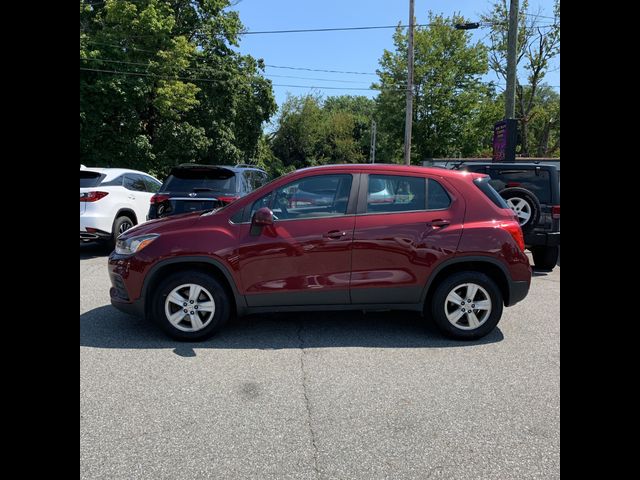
[151,270,230,341]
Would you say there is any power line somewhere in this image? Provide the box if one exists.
[81,51,560,83]
[80,44,379,76]
[84,21,543,40]
[81,45,379,75]
[265,64,377,76]
[81,67,222,83]
[83,21,555,39]
[82,40,157,53]
[79,66,404,91]
[81,66,559,92]
[523,13,558,21]
[81,57,379,84]
[265,74,376,84]
[240,24,441,35]
[222,21,559,35]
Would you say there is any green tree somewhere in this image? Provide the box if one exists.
[80,0,276,177]
[253,133,294,179]
[527,86,560,157]
[482,0,560,156]
[374,13,492,163]
[270,94,376,169]
[324,96,376,158]
[270,95,325,170]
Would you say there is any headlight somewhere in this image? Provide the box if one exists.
[115,233,159,255]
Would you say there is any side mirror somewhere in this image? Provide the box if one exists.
[252,207,274,227]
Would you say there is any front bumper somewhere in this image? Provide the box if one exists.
[108,252,147,318]
[110,295,145,318]
[109,270,145,318]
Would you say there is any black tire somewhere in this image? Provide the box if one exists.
[499,187,540,232]
[531,245,559,271]
[111,215,135,247]
[151,270,231,341]
[429,271,504,340]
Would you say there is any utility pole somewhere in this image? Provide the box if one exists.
[505,0,519,119]
[403,0,415,166]
[370,120,377,163]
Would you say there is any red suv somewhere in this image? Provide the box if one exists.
[108,164,531,340]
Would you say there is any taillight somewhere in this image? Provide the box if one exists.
[80,191,109,202]
[552,205,560,219]
[150,194,170,204]
[500,221,525,252]
[216,195,239,204]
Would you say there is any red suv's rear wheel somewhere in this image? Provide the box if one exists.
[430,272,503,340]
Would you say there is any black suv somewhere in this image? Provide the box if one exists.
[456,162,560,271]
[148,164,269,220]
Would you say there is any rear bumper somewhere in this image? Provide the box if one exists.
[525,231,560,247]
[506,280,530,307]
[80,228,111,241]
[81,212,113,239]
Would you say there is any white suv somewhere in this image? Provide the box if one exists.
[80,167,162,245]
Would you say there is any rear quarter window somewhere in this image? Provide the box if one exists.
[473,177,509,209]
[143,176,162,193]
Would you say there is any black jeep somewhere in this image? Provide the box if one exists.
[456,162,560,271]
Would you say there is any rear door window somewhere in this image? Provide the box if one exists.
[366,175,426,213]
[427,179,451,210]
[124,174,147,192]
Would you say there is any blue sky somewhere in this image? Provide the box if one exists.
[231,0,559,113]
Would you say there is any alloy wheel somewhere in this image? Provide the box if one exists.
[444,283,492,330]
[164,283,216,332]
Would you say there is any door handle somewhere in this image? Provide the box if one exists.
[323,230,346,239]
[427,219,450,228]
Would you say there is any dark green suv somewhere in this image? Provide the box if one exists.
[456,162,560,271]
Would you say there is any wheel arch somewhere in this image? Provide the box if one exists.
[114,208,138,226]
[422,256,512,308]
[142,256,247,318]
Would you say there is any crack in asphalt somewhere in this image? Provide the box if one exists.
[297,321,320,479]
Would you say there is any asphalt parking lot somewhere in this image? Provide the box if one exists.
[80,243,559,480]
